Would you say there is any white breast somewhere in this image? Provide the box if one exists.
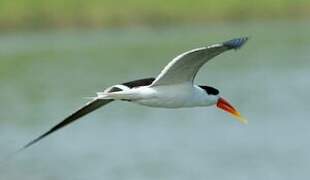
[133,83,212,108]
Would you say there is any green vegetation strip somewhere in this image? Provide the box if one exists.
[0,0,309,29]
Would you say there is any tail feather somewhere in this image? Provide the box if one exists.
[96,92,114,100]
[97,90,139,101]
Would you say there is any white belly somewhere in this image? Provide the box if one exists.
[132,84,205,108]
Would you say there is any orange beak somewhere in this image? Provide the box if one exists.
[216,97,248,124]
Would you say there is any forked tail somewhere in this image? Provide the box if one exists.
[96,89,140,101]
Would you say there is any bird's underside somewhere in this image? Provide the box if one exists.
[22,77,220,149]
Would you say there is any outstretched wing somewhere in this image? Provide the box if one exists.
[21,77,155,150]
[21,99,113,150]
[151,37,248,86]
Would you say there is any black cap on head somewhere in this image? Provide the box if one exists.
[199,85,219,95]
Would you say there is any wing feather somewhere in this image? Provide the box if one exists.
[21,99,112,150]
[151,37,248,86]
[21,78,155,150]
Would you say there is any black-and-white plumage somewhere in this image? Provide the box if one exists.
[22,78,155,149]
[22,37,248,150]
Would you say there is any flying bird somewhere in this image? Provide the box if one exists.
[22,37,249,150]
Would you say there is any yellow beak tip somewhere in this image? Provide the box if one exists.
[232,112,248,124]
[236,116,248,124]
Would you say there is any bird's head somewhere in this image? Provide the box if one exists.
[200,86,247,124]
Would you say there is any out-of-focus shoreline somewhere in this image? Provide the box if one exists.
[0,0,309,31]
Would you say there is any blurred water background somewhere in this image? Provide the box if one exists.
[0,1,309,180]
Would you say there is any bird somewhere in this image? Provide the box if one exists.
[21,37,249,150]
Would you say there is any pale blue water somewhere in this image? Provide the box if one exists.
[0,21,309,180]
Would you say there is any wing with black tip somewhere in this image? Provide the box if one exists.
[151,37,248,86]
